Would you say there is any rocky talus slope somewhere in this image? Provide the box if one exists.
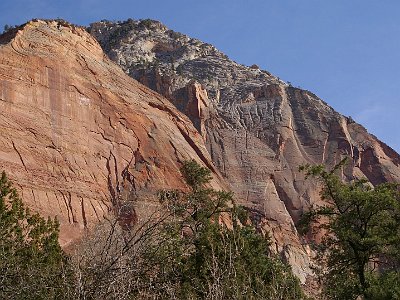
[88,19,400,282]
[0,20,225,247]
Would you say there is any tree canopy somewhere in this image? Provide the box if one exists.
[0,171,68,299]
[157,160,305,299]
[300,161,400,299]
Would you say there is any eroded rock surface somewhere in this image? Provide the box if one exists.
[88,19,400,282]
[0,20,225,247]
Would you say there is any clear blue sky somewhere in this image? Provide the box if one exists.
[1,0,399,152]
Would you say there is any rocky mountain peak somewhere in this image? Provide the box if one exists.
[88,18,400,283]
[88,19,285,107]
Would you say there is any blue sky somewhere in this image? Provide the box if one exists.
[1,0,399,152]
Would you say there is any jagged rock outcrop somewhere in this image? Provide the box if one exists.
[0,20,225,247]
[88,19,400,282]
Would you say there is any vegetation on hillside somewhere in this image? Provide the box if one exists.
[72,160,305,299]
[5,158,399,299]
[0,162,305,299]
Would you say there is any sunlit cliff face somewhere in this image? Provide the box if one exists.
[0,19,224,247]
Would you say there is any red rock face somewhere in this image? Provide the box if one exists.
[0,20,225,247]
[2,18,399,285]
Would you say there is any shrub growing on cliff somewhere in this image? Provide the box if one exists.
[139,18,153,29]
[2,24,15,33]
[300,160,400,299]
[0,171,69,299]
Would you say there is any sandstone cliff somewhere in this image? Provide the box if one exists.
[0,20,225,247]
[88,19,400,282]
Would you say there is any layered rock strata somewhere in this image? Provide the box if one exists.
[0,20,224,246]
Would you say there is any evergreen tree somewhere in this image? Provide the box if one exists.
[155,160,306,299]
[299,160,400,299]
[0,171,69,299]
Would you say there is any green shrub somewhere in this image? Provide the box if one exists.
[0,171,70,299]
